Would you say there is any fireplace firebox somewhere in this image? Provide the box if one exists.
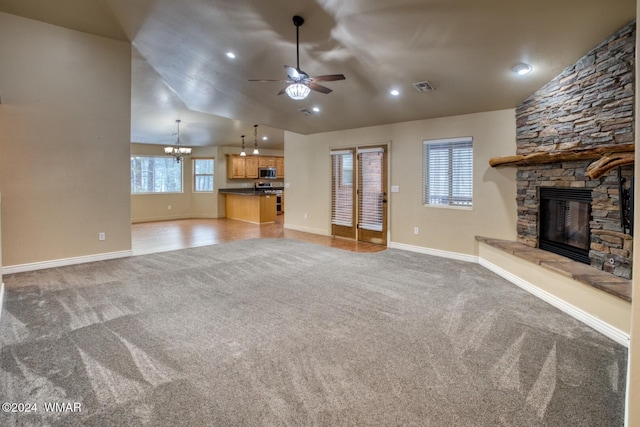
[539,187,592,264]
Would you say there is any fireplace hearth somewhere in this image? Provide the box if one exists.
[539,187,592,264]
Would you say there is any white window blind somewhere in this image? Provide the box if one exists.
[423,137,473,207]
[358,148,384,231]
[331,150,354,226]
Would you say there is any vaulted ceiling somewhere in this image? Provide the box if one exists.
[0,0,635,149]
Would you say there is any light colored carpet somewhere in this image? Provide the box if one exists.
[0,238,627,426]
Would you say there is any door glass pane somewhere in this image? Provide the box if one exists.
[331,152,353,226]
[358,150,384,231]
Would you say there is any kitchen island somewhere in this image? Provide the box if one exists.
[219,189,277,224]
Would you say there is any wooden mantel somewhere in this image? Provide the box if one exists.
[489,143,634,179]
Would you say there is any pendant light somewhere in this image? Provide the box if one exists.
[240,135,246,156]
[252,124,260,155]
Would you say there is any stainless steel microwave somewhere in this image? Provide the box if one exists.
[258,167,277,179]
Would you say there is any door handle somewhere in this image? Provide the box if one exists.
[382,199,387,203]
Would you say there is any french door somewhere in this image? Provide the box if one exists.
[331,149,356,239]
[331,145,387,245]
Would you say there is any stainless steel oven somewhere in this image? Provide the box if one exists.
[255,182,283,214]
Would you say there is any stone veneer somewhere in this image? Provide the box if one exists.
[515,21,635,279]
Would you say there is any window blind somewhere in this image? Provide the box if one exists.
[331,150,354,226]
[423,138,473,207]
[358,148,384,231]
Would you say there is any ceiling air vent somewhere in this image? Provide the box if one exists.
[413,81,435,92]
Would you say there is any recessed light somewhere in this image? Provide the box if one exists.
[226,52,236,59]
[262,136,268,141]
[312,107,320,112]
[513,63,532,75]
[390,89,400,96]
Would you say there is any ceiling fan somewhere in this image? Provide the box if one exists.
[249,15,346,100]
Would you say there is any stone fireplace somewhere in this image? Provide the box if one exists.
[514,21,635,279]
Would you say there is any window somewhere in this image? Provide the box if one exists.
[131,156,183,194]
[193,158,214,192]
[331,149,355,227]
[423,137,473,207]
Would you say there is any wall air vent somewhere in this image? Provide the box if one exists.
[412,81,435,92]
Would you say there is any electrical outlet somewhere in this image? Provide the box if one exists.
[413,227,419,235]
[99,232,106,241]
[304,213,308,219]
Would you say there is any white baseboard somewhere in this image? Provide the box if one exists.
[2,250,133,275]
[283,224,331,236]
[478,258,630,348]
[131,214,190,224]
[389,241,478,263]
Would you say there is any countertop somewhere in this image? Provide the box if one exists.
[219,187,283,195]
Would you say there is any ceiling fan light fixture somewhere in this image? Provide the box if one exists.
[285,83,311,100]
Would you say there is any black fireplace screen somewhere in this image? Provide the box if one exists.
[539,187,592,264]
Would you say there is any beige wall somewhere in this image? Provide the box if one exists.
[284,109,518,251]
[0,12,132,268]
[626,0,639,422]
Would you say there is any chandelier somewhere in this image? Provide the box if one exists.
[164,119,191,163]
[253,124,260,155]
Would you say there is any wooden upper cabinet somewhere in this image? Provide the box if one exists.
[276,157,284,178]
[227,155,245,179]
[258,157,276,168]
[245,156,259,178]
[228,155,284,179]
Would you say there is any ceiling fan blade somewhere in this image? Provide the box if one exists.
[308,74,346,82]
[285,66,301,81]
[307,82,333,94]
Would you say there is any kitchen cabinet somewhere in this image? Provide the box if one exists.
[227,155,246,179]
[224,193,276,223]
[227,155,284,179]
[276,157,284,178]
[245,156,259,178]
[258,157,277,168]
